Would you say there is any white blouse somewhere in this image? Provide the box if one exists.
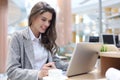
[28,27,48,70]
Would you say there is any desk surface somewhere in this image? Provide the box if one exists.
[100,52,120,58]
[67,69,106,80]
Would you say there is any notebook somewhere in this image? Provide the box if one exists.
[65,42,102,77]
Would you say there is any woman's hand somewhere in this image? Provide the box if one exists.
[38,62,56,78]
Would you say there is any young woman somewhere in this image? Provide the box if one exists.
[6,1,68,80]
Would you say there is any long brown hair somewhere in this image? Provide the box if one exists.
[28,2,58,55]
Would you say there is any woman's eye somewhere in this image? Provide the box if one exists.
[41,19,46,21]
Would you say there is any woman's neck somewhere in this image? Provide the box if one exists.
[30,27,40,38]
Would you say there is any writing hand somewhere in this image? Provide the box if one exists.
[38,62,56,78]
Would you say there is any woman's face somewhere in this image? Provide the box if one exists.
[31,11,52,34]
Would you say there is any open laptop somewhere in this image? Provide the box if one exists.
[65,42,102,77]
[101,34,120,48]
[89,36,99,42]
[101,34,116,45]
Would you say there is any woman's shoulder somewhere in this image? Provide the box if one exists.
[11,28,29,41]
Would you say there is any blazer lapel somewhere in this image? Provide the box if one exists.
[24,39,34,68]
[22,28,35,68]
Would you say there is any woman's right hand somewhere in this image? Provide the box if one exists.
[38,62,56,78]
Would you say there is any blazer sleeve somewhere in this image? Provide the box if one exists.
[52,55,68,71]
[6,33,40,80]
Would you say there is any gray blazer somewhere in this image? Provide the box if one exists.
[6,28,68,80]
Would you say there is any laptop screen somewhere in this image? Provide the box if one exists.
[66,42,102,77]
[102,34,115,45]
[89,36,99,42]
